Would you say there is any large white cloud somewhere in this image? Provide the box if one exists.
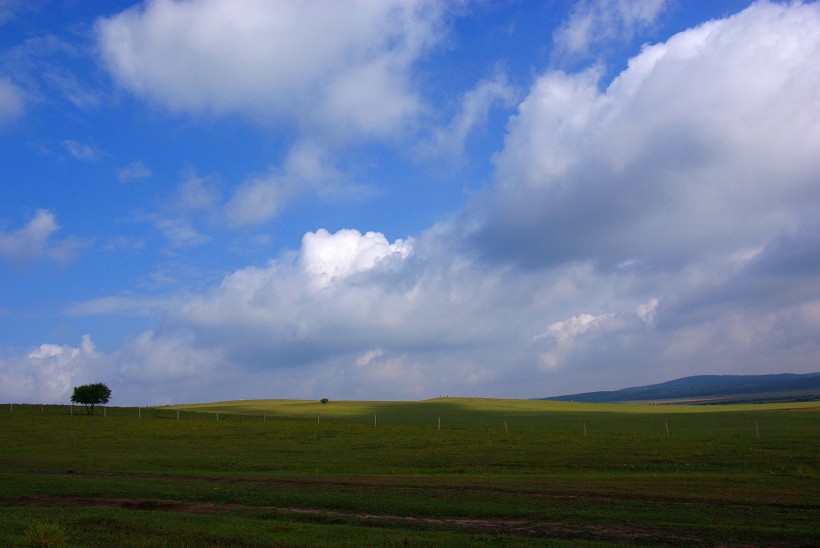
[128,225,663,400]
[96,0,446,141]
[75,226,555,400]
[459,0,820,386]
[170,228,431,363]
[475,1,820,270]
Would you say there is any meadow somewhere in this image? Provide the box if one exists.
[0,398,817,546]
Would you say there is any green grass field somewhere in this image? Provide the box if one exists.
[1,399,817,546]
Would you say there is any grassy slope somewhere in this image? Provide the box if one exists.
[544,372,820,403]
[0,399,817,546]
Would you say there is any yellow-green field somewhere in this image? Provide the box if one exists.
[1,398,817,546]
[175,396,820,418]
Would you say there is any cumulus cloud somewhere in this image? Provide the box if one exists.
[299,228,412,290]
[92,228,448,398]
[170,228,422,363]
[475,1,820,271]
[0,332,228,405]
[120,226,643,399]
[448,1,820,388]
[0,209,85,267]
[0,335,102,403]
[96,0,446,142]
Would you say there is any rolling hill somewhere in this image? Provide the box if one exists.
[543,372,820,404]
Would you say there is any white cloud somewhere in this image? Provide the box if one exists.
[635,298,659,325]
[111,226,632,399]
[457,1,820,386]
[0,209,84,267]
[0,209,58,265]
[299,228,412,289]
[553,0,667,62]
[96,0,447,142]
[226,142,341,226]
[1,32,100,118]
[0,76,24,125]
[117,160,152,182]
[62,139,102,161]
[66,295,165,317]
[537,313,611,344]
[42,69,101,110]
[355,349,384,368]
[478,1,820,270]
[134,172,220,248]
[175,171,219,212]
[424,70,518,163]
[155,218,210,248]
[0,0,25,26]
[117,330,226,385]
[0,332,228,406]
[156,227,512,388]
[0,335,102,404]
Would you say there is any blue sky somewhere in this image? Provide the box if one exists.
[1,0,818,405]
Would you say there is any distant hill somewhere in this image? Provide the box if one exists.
[543,373,820,404]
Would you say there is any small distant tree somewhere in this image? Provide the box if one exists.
[320,398,329,406]
[71,383,111,415]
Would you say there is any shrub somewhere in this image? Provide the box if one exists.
[15,521,68,547]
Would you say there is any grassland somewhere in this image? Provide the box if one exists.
[0,398,817,546]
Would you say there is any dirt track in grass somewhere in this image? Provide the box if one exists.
[1,494,704,544]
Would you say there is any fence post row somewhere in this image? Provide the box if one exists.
[20,406,774,443]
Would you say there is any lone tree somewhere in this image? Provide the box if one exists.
[71,383,111,415]
[320,398,329,406]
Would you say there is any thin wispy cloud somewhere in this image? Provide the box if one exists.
[117,161,151,182]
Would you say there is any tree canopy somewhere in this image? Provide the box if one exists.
[71,383,111,415]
